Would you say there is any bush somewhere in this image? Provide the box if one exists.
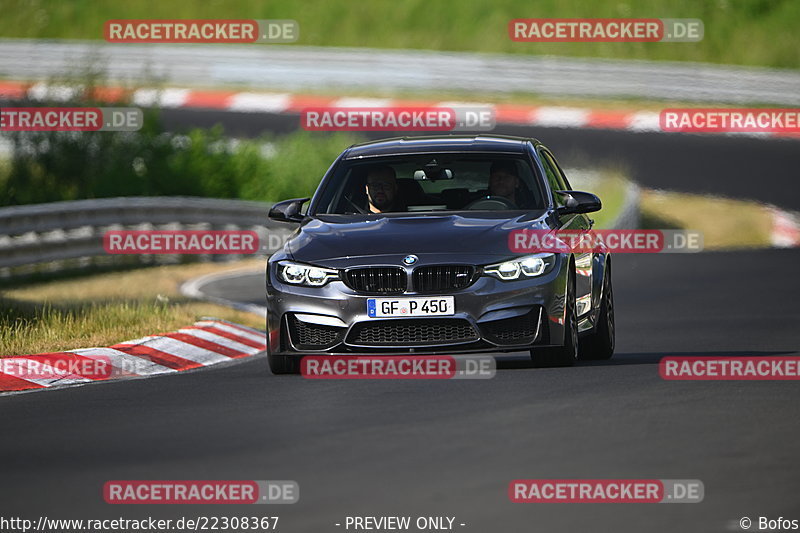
[1,101,363,205]
[237,130,362,202]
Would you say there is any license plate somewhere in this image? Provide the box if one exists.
[367,296,455,318]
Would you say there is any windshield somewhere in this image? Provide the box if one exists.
[313,153,545,215]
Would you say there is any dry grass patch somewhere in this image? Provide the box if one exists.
[640,190,773,250]
[0,259,265,357]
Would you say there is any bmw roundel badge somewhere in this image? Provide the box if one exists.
[403,255,419,265]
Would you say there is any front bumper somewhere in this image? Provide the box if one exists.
[265,257,569,356]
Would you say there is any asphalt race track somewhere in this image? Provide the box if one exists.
[1,112,799,532]
[1,249,799,532]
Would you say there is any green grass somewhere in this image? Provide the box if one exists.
[0,0,797,69]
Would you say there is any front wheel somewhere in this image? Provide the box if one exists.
[268,353,300,375]
[531,270,578,367]
[579,264,615,360]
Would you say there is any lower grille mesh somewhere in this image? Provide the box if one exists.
[346,318,478,346]
[480,310,540,344]
[288,316,344,349]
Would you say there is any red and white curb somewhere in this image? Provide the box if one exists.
[1,80,799,140]
[769,207,800,248]
[0,319,266,393]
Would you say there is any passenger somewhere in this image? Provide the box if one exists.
[488,161,522,206]
[488,161,534,208]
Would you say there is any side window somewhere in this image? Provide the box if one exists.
[541,150,571,190]
[538,150,565,206]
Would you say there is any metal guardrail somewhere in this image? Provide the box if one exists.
[0,197,295,277]
[0,39,799,105]
[607,181,640,230]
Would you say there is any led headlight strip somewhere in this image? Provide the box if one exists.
[483,253,556,281]
[278,261,339,287]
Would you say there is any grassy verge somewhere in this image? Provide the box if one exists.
[0,259,265,357]
[1,0,797,69]
[640,189,774,249]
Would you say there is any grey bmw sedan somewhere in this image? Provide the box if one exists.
[265,135,614,373]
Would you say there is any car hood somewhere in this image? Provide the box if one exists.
[287,211,550,268]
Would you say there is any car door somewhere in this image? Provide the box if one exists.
[538,148,594,318]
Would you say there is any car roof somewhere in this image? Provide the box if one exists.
[343,135,542,159]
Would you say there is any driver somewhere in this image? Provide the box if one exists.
[488,160,522,206]
[365,165,402,213]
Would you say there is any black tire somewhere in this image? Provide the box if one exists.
[579,263,615,360]
[268,353,300,375]
[531,269,578,367]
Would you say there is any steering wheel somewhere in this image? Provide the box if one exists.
[344,194,368,214]
[464,195,518,210]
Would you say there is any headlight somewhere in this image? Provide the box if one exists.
[484,253,555,281]
[277,261,339,287]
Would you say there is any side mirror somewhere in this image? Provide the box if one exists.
[269,197,309,223]
[555,190,602,215]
